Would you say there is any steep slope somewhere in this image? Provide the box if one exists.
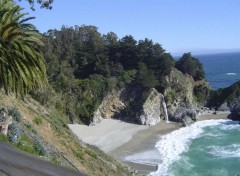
[0,94,130,176]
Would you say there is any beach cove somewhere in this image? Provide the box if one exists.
[69,111,230,175]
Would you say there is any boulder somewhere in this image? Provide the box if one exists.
[218,103,229,111]
[229,98,240,120]
[169,104,198,126]
[138,88,168,126]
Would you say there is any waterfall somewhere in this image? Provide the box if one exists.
[163,101,169,123]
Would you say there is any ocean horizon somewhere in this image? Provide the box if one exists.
[196,52,240,90]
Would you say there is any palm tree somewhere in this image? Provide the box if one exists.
[0,0,47,96]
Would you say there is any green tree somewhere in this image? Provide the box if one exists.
[0,0,47,95]
[137,63,159,90]
[175,53,205,80]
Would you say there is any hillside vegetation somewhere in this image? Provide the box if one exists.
[37,25,207,124]
[0,94,130,176]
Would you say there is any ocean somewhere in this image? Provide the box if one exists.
[150,120,240,176]
[125,52,240,176]
[197,52,240,90]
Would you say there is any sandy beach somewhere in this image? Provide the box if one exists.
[69,111,230,175]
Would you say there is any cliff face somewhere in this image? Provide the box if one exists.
[164,69,209,125]
[92,87,168,126]
[91,89,125,125]
[91,68,209,126]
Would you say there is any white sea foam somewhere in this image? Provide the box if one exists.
[208,144,240,158]
[149,119,231,176]
[226,72,237,75]
[124,150,161,166]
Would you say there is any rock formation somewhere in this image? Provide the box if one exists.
[138,88,168,126]
[164,69,208,126]
[91,89,125,125]
[229,98,240,120]
[90,68,209,126]
[0,108,12,135]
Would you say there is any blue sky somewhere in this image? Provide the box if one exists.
[17,0,240,55]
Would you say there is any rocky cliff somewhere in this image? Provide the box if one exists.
[91,87,169,126]
[138,88,168,126]
[207,81,240,111]
[164,69,209,125]
[91,89,125,125]
[91,68,209,126]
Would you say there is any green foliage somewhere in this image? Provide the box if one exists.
[0,0,47,96]
[86,150,98,159]
[33,116,43,125]
[193,84,209,104]
[175,53,205,80]
[40,25,199,124]
[72,150,84,160]
[8,107,22,122]
[137,63,159,90]
[19,0,54,10]
[0,134,8,142]
[33,137,47,156]
[118,70,137,84]
[15,135,36,154]
[7,122,22,143]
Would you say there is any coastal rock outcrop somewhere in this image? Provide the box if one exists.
[207,81,240,110]
[229,98,240,120]
[164,69,208,125]
[218,103,230,111]
[138,88,168,126]
[169,104,199,126]
[91,89,125,125]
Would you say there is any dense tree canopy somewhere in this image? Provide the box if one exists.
[175,53,205,80]
[38,25,178,123]
[0,0,47,95]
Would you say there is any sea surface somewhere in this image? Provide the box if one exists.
[149,120,240,176]
[197,52,240,90]
[125,120,240,176]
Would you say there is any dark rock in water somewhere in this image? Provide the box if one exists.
[229,98,240,120]
[218,103,229,111]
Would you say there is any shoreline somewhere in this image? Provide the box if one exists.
[69,111,230,175]
[111,111,230,175]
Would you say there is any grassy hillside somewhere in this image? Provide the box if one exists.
[0,94,130,176]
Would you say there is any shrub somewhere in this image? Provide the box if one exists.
[33,116,43,125]
[33,137,47,156]
[7,122,22,143]
[8,106,22,122]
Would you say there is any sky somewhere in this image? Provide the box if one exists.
[17,0,240,55]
